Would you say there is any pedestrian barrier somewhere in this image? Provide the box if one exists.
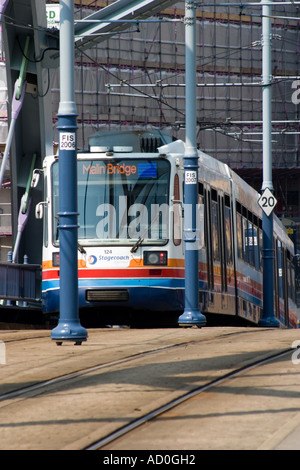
[0,253,41,305]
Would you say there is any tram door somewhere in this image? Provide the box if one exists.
[205,188,229,290]
[204,187,232,312]
[275,240,289,325]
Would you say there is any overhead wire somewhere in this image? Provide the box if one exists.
[1,2,299,154]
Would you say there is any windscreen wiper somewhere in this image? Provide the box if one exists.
[130,236,144,253]
[78,242,86,254]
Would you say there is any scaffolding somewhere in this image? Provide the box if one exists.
[3,0,300,220]
[47,1,300,168]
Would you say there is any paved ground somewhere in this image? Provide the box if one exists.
[0,326,299,450]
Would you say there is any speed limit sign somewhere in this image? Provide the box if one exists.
[258,188,277,216]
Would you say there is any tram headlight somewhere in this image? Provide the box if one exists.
[143,251,168,266]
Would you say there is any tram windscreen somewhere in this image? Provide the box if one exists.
[52,159,170,245]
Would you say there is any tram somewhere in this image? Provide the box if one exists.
[38,130,297,327]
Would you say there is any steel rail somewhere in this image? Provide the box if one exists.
[84,347,295,450]
[0,328,265,403]
[0,339,206,403]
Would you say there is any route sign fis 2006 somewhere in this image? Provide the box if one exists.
[258,188,277,216]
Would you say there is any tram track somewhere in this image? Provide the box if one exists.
[84,347,295,450]
[0,327,299,450]
[0,327,269,403]
[0,339,207,403]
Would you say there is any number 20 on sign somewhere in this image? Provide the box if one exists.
[258,188,277,217]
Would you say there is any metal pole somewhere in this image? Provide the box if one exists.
[178,1,206,327]
[258,0,279,327]
[51,0,87,344]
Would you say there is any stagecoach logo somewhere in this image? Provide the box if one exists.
[87,248,131,267]
[88,255,97,265]
[0,341,6,365]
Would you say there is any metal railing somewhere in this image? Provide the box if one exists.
[0,253,41,305]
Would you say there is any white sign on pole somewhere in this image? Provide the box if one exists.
[258,187,277,216]
[46,4,60,29]
[185,171,197,184]
[60,132,76,150]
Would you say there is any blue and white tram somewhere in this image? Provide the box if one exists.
[38,130,297,327]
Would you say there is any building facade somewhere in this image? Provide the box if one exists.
[0,1,299,261]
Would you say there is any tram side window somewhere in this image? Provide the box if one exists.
[236,202,260,270]
[224,195,232,265]
[252,224,259,270]
[242,213,249,263]
[287,251,295,301]
[287,255,292,300]
[247,221,254,265]
[247,215,260,269]
[258,224,263,270]
[211,189,220,261]
[236,206,243,260]
[198,182,205,248]
[277,240,283,298]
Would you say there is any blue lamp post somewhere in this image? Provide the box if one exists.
[51,0,88,344]
[178,1,206,327]
[258,0,279,327]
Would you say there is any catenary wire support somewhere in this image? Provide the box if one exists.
[178,1,206,327]
[0,0,8,18]
[258,0,279,327]
[12,154,36,263]
[0,35,30,189]
[51,0,88,345]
